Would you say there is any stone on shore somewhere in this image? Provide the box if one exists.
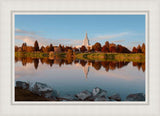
[92,87,108,101]
[126,93,145,101]
[109,93,121,101]
[58,95,78,101]
[75,90,92,100]
[16,81,29,89]
[94,96,108,101]
[30,82,58,99]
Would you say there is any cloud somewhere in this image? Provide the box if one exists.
[130,41,142,45]
[15,35,37,46]
[111,40,125,43]
[15,28,129,47]
[90,32,129,42]
[15,29,37,35]
[15,35,83,47]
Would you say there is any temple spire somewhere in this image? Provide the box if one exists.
[85,32,88,39]
[83,32,90,48]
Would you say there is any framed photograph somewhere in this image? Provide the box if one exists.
[13,11,147,104]
[0,0,160,116]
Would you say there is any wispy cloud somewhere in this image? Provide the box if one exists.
[15,29,129,47]
[111,40,125,43]
[15,35,83,47]
[15,29,38,35]
[90,32,129,42]
[130,41,143,45]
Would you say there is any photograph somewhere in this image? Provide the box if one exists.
[14,14,146,102]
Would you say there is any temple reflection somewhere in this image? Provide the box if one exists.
[15,57,145,78]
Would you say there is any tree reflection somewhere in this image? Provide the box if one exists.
[132,62,145,72]
[92,61,102,70]
[33,58,39,69]
[15,56,145,72]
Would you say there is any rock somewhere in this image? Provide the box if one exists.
[16,81,29,89]
[75,90,92,100]
[58,95,78,101]
[94,96,108,101]
[126,93,145,101]
[30,82,58,99]
[92,87,107,98]
[109,93,121,101]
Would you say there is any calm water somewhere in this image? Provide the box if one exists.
[15,57,145,100]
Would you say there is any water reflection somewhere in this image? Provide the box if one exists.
[15,57,145,74]
[15,57,145,99]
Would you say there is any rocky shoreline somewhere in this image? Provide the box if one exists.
[15,81,145,101]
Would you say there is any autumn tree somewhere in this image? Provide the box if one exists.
[132,47,137,53]
[105,41,109,48]
[21,42,27,52]
[141,43,145,54]
[44,46,50,52]
[59,44,62,51]
[137,45,142,53]
[92,42,102,52]
[61,45,65,52]
[73,47,79,52]
[101,45,109,52]
[15,46,18,52]
[109,46,117,53]
[26,46,34,52]
[34,40,39,51]
[65,46,72,52]
[49,44,54,51]
[80,45,87,52]
[87,46,91,52]
[40,46,45,52]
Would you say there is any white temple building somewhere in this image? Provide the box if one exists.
[76,32,91,49]
[83,32,90,48]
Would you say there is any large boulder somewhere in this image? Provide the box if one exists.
[92,87,108,101]
[92,87,107,97]
[94,96,108,101]
[57,95,78,101]
[30,82,58,99]
[126,93,145,101]
[108,93,121,101]
[75,90,92,101]
[16,81,29,89]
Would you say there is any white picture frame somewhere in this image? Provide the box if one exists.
[0,0,160,116]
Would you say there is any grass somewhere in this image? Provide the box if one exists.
[15,52,49,58]
[15,52,145,62]
[75,52,145,62]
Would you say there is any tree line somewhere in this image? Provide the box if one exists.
[15,40,145,53]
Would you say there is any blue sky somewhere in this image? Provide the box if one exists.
[15,15,145,49]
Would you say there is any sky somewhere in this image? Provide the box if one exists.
[15,15,145,50]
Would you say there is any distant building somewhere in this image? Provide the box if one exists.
[83,32,90,48]
[76,32,92,49]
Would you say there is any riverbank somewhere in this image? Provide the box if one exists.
[15,87,50,101]
[76,53,145,62]
[15,81,145,101]
[15,52,145,62]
